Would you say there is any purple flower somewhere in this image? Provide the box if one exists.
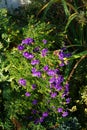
[49,77,56,83]
[42,39,47,44]
[58,50,65,60]
[43,65,49,71]
[23,52,34,59]
[42,112,48,117]
[47,70,56,76]
[18,44,24,50]
[51,92,57,98]
[65,83,69,92]
[57,107,63,113]
[31,67,37,73]
[62,84,69,98]
[62,111,68,117]
[32,99,38,105]
[39,117,44,123]
[32,84,37,90]
[65,53,72,58]
[31,60,39,65]
[58,50,71,60]
[54,69,60,74]
[33,46,40,52]
[34,119,39,124]
[55,75,64,84]
[22,38,34,45]
[55,85,62,91]
[32,71,41,77]
[41,48,48,57]
[66,98,71,104]
[50,83,55,88]
[25,92,31,97]
[59,62,65,67]
[62,92,67,98]
[18,78,26,86]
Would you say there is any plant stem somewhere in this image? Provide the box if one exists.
[66,55,86,83]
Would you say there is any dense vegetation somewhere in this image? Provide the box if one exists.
[0,0,87,130]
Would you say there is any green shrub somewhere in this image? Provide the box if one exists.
[4,36,71,129]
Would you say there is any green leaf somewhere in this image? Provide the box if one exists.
[61,0,70,17]
[64,12,77,33]
[69,50,87,60]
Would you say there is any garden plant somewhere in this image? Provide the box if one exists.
[0,0,87,130]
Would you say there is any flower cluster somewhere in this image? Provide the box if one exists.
[17,37,71,124]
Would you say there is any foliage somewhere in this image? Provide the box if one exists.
[4,36,71,129]
[39,0,87,129]
[0,0,87,129]
[22,16,59,49]
[68,58,87,129]
[0,8,23,50]
[11,0,48,25]
[39,0,87,51]
[55,117,81,130]
[81,86,87,106]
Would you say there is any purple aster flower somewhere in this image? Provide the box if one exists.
[56,75,64,84]
[23,52,34,59]
[65,83,69,92]
[65,53,72,58]
[32,99,38,105]
[62,92,67,98]
[42,112,48,117]
[51,92,57,98]
[62,84,69,98]
[55,85,62,91]
[41,48,48,57]
[62,111,68,117]
[42,39,47,44]
[57,107,63,113]
[31,59,39,65]
[39,117,44,123]
[50,83,55,88]
[49,77,56,83]
[32,84,37,90]
[54,69,60,74]
[59,62,65,67]
[66,98,71,104]
[17,44,24,50]
[32,71,41,77]
[31,67,37,73]
[18,78,26,86]
[47,70,56,76]
[34,119,39,124]
[22,38,34,45]
[58,50,65,60]
[25,92,31,97]
[33,46,40,52]
[58,49,71,60]
[43,65,49,71]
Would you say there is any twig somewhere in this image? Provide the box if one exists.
[66,55,86,84]
[11,118,22,130]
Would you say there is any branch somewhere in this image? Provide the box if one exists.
[66,55,86,84]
